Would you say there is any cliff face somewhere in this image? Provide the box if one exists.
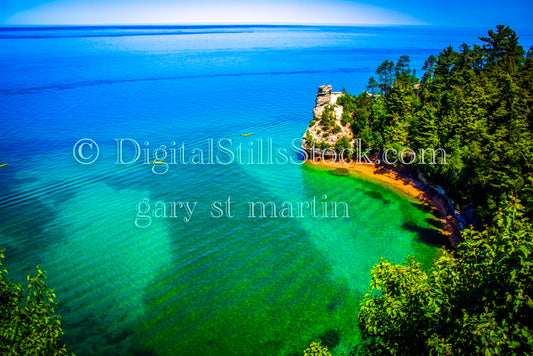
[302,85,353,157]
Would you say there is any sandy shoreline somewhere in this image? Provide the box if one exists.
[305,159,462,247]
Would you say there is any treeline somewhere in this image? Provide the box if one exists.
[337,25,533,225]
[349,26,533,355]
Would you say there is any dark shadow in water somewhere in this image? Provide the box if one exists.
[328,168,350,177]
[287,352,301,356]
[363,189,383,200]
[131,164,364,355]
[0,164,99,355]
[327,299,342,311]
[130,349,158,356]
[105,327,136,345]
[0,163,77,261]
[1,197,66,267]
[425,217,446,230]
[319,329,341,349]
[410,200,434,214]
[358,189,391,207]
[0,168,146,355]
[43,180,79,205]
[61,314,146,356]
[0,177,83,282]
[401,222,450,248]
[9,176,38,185]
[322,167,395,207]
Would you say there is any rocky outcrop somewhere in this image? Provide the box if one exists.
[315,85,334,106]
[302,85,353,158]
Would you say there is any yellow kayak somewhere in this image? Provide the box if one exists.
[150,160,164,164]
[241,133,252,136]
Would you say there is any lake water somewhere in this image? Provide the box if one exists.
[2,25,530,355]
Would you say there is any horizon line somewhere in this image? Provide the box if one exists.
[2,23,507,29]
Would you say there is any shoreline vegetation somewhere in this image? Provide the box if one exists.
[302,25,533,356]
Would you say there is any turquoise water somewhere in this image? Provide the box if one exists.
[2,25,526,355]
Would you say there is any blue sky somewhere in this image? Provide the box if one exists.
[1,0,532,28]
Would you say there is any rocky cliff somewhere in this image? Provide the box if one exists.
[301,85,353,158]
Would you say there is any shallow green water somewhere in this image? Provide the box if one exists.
[1,137,444,355]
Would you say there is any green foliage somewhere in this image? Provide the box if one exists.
[305,130,316,147]
[337,91,378,149]
[318,141,331,149]
[355,25,533,356]
[320,104,336,129]
[0,249,71,355]
[366,77,379,95]
[338,56,420,153]
[335,136,352,153]
[359,198,533,355]
[304,341,332,356]
[342,25,533,223]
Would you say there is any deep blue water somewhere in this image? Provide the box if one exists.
[1,25,531,355]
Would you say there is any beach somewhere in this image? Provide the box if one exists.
[305,159,463,247]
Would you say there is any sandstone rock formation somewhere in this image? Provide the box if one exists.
[302,85,353,158]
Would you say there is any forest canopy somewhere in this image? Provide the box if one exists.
[352,25,533,356]
[337,24,533,225]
